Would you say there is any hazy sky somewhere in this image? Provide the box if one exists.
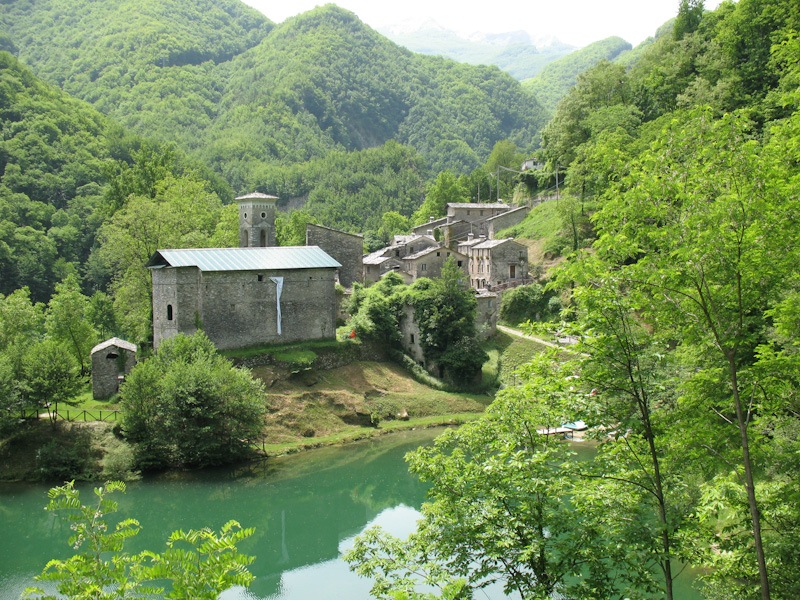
[241,0,722,48]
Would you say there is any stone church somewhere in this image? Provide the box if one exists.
[147,193,341,351]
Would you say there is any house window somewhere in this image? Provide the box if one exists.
[258,274,264,281]
[167,305,173,321]
[457,260,463,267]
[436,251,441,257]
[410,334,415,344]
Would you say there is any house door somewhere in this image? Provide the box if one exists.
[510,265,516,279]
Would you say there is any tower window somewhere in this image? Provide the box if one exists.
[258,274,264,282]
[261,212,266,218]
[167,305,173,321]
[244,213,248,219]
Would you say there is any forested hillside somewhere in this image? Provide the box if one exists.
[0,52,116,302]
[1,1,546,193]
[524,36,633,111]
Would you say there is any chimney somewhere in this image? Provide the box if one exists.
[467,233,474,241]
[429,216,435,222]
[427,230,433,236]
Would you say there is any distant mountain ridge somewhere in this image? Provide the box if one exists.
[379,20,575,81]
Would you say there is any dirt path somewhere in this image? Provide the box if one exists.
[497,324,584,356]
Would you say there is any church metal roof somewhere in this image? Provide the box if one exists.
[147,246,341,272]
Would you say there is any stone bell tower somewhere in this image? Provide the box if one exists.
[236,192,278,247]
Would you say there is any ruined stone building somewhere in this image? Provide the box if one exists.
[398,289,497,377]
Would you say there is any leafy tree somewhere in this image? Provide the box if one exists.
[86,291,118,340]
[275,209,317,246]
[21,339,82,426]
[0,287,45,353]
[347,272,405,345]
[347,356,661,598]
[376,211,410,246]
[45,274,99,375]
[120,332,266,469]
[407,259,486,382]
[558,255,690,600]
[593,108,800,599]
[674,0,705,40]
[22,480,255,600]
[412,171,467,226]
[499,282,559,325]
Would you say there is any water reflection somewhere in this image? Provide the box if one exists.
[0,431,701,599]
[0,429,438,600]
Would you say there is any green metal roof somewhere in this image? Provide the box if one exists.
[147,246,341,272]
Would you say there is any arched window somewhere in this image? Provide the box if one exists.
[167,305,173,321]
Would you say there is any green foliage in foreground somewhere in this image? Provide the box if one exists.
[346,356,664,599]
[23,481,254,600]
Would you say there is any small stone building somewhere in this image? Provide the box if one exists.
[467,238,529,290]
[306,223,363,288]
[402,246,468,280]
[475,290,499,340]
[91,338,137,400]
[148,246,341,351]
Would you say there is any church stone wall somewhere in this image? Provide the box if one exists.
[306,224,363,288]
[153,266,338,350]
[152,267,201,349]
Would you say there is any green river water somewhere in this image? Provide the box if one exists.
[0,429,703,599]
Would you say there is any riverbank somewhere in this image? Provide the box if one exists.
[0,359,491,482]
